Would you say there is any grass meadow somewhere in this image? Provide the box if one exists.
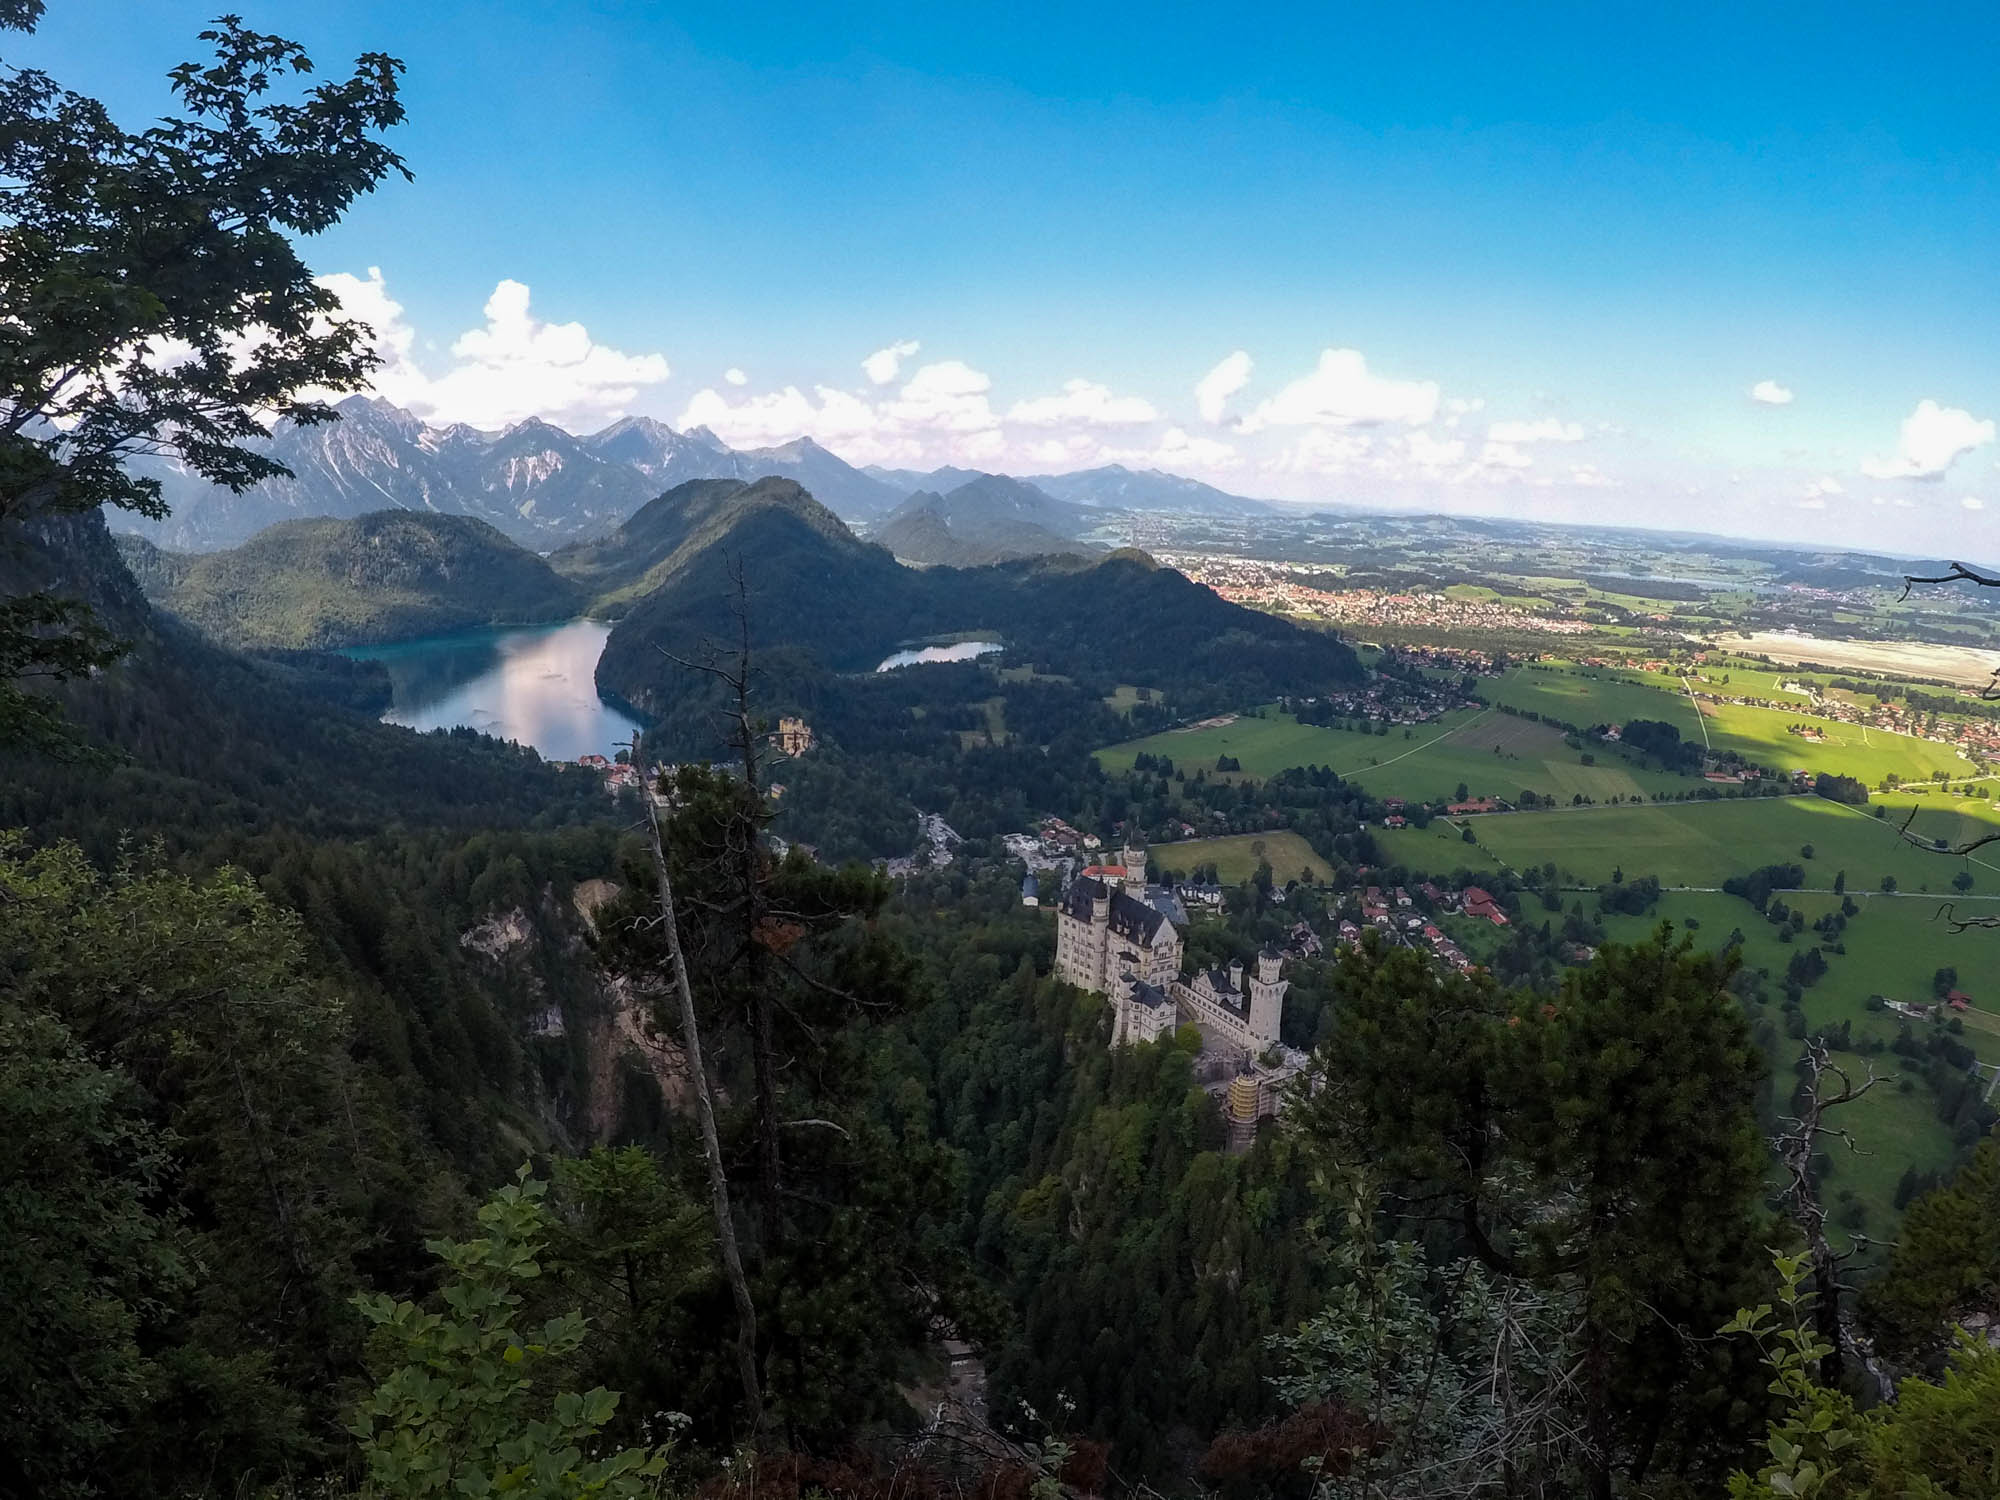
[1147,830,1325,885]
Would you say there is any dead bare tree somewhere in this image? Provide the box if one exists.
[1891,801,2000,861]
[1934,900,2000,933]
[634,726,764,1436]
[1898,563,2000,699]
[655,559,787,1246]
[1772,1040,1895,1397]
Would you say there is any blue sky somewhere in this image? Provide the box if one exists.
[20,2,2000,548]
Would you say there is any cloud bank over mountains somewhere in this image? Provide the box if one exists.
[314,267,1997,544]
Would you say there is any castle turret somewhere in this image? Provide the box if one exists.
[1247,947,1288,1049]
[1120,843,1147,896]
[1227,958,1244,993]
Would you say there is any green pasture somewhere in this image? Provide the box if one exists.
[1697,700,1978,784]
[1490,660,1980,785]
[1097,706,1697,805]
[1594,887,1999,1245]
[1467,795,2000,895]
[1148,831,1325,886]
[1095,709,1410,781]
[1374,819,1503,874]
[1486,663,1702,738]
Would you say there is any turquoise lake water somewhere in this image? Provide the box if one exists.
[344,619,641,762]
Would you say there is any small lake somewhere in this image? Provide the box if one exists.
[345,619,642,762]
[875,640,1003,672]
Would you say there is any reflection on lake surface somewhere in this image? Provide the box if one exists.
[345,619,641,762]
[875,640,1002,671]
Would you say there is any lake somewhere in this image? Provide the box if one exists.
[345,619,642,762]
[875,639,1002,671]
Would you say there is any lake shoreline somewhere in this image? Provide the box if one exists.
[342,617,642,762]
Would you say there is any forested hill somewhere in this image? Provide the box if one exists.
[590,474,1364,739]
[547,474,874,614]
[115,511,586,650]
[871,475,1102,566]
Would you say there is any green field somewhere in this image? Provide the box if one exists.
[1148,831,1325,886]
[1097,707,1696,805]
[1699,700,1977,784]
[1466,794,2000,894]
[1487,663,1703,738]
[1488,661,1980,785]
[1592,888,2000,1246]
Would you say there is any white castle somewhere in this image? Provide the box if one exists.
[1054,844,1289,1059]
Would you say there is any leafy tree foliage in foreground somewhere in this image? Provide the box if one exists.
[0,7,406,747]
[1726,1250,2000,1499]
[351,1170,674,1500]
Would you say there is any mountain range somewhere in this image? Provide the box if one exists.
[125,396,1278,552]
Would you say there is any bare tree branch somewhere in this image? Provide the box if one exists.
[1898,559,2000,601]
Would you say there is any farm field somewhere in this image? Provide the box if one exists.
[1374,818,1503,873]
[1466,794,2000,894]
[1697,699,1978,783]
[1097,706,1696,804]
[1486,663,1703,738]
[1147,831,1325,886]
[1594,887,2000,1245]
[1489,660,1982,784]
[1095,709,1423,780]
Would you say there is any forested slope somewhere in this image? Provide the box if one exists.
[116,510,585,650]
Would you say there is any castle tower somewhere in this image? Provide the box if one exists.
[1247,948,1289,1050]
[1120,843,1147,896]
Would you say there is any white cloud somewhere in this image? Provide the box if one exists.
[678,385,863,448]
[1241,348,1439,432]
[1271,427,1374,475]
[862,339,919,385]
[1750,379,1795,406]
[1195,351,1253,424]
[317,270,671,430]
[1399,430,1466,469]
[723,367,747,386]
[1861,399,1995,479]
[1477,440,1533,472]
[1806,476,1844,499]
[1026,434,1097,467]
[1099,426,1239,471]
[885,360,1000,437]
[1486,417,1584,444]
[1569,465,1615,488]
[1963,496,1986,512]
[675,357,1005,467]
[1007,378,1158,427]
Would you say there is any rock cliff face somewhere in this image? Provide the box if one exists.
[456,878,686,1147]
